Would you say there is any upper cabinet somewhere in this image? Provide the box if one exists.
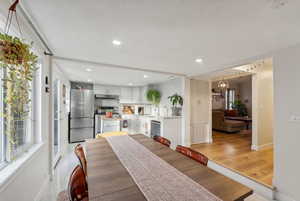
[94,85,121,95]
[140,85,149,104]
[94,84,149,104]
[132,87,141,103]
[120,87,142,103]
[120,87,133,103]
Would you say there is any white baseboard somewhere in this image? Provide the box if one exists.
[251,143,273,151]
[208,161,275,200]
[191,140,208,145]
[34,174,50,201]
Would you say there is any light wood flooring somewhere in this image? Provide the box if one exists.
[191,131,273,188]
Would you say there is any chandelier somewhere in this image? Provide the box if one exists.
[217,79,229,90]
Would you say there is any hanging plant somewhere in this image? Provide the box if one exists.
[0,32,38,159]
[146,89,161,105]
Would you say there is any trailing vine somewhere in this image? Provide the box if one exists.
[0,33,38,159]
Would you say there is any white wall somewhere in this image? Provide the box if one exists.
[252,60,274,150]
[189,79,211,144]
[0,2,70,201]
[272,45,300,201]
[152,78,183,116]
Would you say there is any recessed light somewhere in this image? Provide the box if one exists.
[86,68,92,72]
[143,75,149,78]
[112,40,122,46]
[195,58,203,63]
[128,83,133,86]
[87,79,92,82]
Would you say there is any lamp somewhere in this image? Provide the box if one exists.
[217,79,229,90]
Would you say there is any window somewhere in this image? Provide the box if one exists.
[0,67,37,165]
[0,18,40,168]
[0,68,4,166]
[225,89,235,110]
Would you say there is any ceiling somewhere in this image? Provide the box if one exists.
[54,60,178,86]
[22,0,300,76]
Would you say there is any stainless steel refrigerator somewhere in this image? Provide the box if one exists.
[69,86,94,143]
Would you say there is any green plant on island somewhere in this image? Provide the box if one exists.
[168,94,183,116]
[168,93,183,107]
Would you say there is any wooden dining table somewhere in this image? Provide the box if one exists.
[85,134,253,201]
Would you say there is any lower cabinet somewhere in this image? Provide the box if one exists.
[161,118,182,150]
[128,117,141,134]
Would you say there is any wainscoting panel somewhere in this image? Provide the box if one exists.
[191,122,209,144]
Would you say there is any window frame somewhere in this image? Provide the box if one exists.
[225,88,236,110]
[0,16,41,169]
[0,68,5,168]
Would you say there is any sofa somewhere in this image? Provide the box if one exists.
[212,110,246,133]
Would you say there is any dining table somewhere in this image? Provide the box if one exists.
[85,134,253,201]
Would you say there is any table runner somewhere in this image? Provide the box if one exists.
[106,135,222,201]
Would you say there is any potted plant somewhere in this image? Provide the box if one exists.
[168,93,183,116]
[146,89,161,105]
[0,33,38,159]
[232,100,248,117]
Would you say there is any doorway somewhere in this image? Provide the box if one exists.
[53,79,61,166]
[190,59,274,187]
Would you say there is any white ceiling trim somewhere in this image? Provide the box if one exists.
[53,56,186,77]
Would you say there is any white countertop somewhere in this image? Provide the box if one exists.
[122,114,182,120]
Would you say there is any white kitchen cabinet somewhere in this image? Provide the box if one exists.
[120,87,144,103]
[140,86,149,104]
[127,116,141,134]
[132,87,141,103]
[94,85,120,95]
[139,117,151,137]
[161,118,182,150]
[120,87,133,103]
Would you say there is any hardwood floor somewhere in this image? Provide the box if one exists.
[191,131,273,188]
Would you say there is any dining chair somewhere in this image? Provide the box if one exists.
[176,145,208,166]
[68,165,89,201]
[153,135,171,147]
[189,149,208,166]
[176,145,192,156]
[56,191,69,201]
[74,144,87,176]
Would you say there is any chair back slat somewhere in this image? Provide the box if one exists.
[176,145,208,166]
[75,144,87,176]
[68,165,88,201]
[153,136,171,147]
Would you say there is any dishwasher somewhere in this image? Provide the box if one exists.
[101,119,121,133]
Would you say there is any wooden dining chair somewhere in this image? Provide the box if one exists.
[176,145,192,156]
[153,135,171,147]
[68,165,89,201]
[57,165,88,201]
[176,145,208,166]
[189,149,208,166]
[74,144,87,176]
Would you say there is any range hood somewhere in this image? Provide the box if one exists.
[95,94,119,100]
